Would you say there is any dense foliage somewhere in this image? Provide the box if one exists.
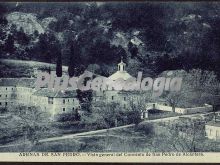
[0,2,220,77]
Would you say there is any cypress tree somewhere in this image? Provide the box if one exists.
[68,43,75,77]
[56,50,62,77]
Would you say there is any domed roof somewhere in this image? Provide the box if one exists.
[108,58,133,81]
[108,71,133,81]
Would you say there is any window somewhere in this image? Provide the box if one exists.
[112,96,114,100]
[72,107,75,111]
[217,130,219,137]
[68,99,69,102]
[124,97,126,101]
[63,99,65,104]
[0,102,1,105]
[0,95,1,97]
[5,95,7,98]
[5,102,7,106]
[210,129,212,136]
[63,108,65,112]
[48,97,53,104]
[153,104,155,109]
[6,88,7,90]
[12,88,13,90]
[73,99,74,102]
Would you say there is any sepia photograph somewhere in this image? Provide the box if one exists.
[0,1,220,162]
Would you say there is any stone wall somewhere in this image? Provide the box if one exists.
[146,103,213,115]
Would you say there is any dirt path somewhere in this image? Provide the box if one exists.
[39,112,207,143]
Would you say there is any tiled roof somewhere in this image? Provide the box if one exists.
[0,78,20,86]
[0,78,77,98]
[206,120,220,127]
[0,78,36,87]
[16,78,36,87]
[33,88,77,98]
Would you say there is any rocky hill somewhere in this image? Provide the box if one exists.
[1,2,220,77]
[6,12,45,35]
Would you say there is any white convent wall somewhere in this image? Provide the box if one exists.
[185,105,213,114]
[146,103,213,115]
[0,86,16,108]
[0,85,80,118]
[205,125,220,140]
[51,97,80,116]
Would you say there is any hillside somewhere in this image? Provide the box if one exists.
[6,12,45,35]
[0,59,68,78]
[0,2,220,77]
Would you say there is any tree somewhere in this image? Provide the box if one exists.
[150,120,215,152]
[166,92,186,112]
[77,89,93,113]
[80,102,123,130]
[4,34,15,54]
[183,69,219,106]
[37,32,59,63]
[128,98,142,125]
[68,40,83,77]
[127,92,150,125]
[128,41,138,59]
[9,105,50,144]
[16,27,30,45]
[162,69,219,109]
[0,7,8,56]
[56,49,62,77]
[57,110,80,122]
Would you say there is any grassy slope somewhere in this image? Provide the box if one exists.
[0,59,68,78]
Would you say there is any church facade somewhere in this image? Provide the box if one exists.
[92,59,149,111]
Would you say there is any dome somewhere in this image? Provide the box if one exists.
[108,71,133,81]
[108,58,133,81]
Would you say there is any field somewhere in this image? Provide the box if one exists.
[32,124,220,152]
[23,126,156,152]
[0,120,220,152]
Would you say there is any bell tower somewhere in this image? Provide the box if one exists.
[118,57,126,72]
